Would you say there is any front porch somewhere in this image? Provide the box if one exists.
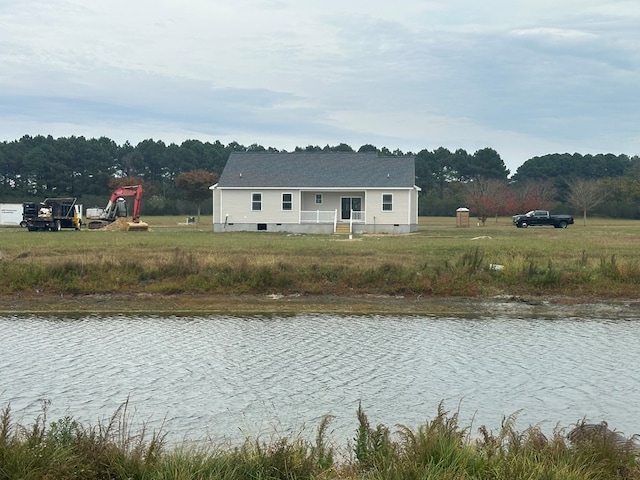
[300,209,365,234]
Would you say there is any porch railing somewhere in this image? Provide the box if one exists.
[300,210,337,224]
[350,210,365,222]
[299,210,366,223]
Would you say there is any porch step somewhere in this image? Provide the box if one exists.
[335,224,351,235]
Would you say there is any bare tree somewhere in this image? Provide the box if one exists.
[513,180,558,213]
[463,177,508,225]
[567,178,608,226]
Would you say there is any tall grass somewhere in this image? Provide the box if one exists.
[2,400,639,479]
[2,245,640,298]
[0,398,165,480]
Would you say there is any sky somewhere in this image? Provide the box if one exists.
[1,0,639,174]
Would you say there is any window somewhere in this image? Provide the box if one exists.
[382,194,393,211]
[252,193,262,211]
[315,193,323,204]
[282,193,292,211]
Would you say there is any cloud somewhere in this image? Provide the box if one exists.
[1,0,639,173]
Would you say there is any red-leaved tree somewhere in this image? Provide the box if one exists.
[175,170,219,222]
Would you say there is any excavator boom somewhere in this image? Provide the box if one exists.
[88,185,148,230]
[108,185,144,222]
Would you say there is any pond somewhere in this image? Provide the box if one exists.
[2,314,639,446]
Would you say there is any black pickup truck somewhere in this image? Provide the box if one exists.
[512,210,574,229]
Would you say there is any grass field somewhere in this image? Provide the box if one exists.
[1,215,640,313]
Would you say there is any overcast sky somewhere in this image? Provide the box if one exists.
[1,0,639,173]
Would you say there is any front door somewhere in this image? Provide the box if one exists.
[341,197,362,220]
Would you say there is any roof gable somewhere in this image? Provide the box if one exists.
[217,152,416,188]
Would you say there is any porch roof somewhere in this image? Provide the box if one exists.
[216,152,416,188]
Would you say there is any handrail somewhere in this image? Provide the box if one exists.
[297,210,365,224]
[300,210,337,224]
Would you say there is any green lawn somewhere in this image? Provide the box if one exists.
[1,216,639,300]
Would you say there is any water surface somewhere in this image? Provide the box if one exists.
[2,314,638,445]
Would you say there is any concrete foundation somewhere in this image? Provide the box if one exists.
[213,223,417,234]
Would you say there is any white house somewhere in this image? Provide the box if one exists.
[210,152,420,234]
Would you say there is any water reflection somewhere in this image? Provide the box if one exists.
[1,314,639,445]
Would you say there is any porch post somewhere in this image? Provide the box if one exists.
[298,190,302,224]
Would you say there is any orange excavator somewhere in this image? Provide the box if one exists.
[87,185,149,231]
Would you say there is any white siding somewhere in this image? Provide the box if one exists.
[217,189,301,224]
[364,189,410,225]
[301,191,344,212]
[212,185,420,233]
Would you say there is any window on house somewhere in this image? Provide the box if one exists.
[382,193,393,211]
[315,193,323,204]
[282,193,292,211]
[252,193,262,211]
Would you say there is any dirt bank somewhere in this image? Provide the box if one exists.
[2,292,640,318]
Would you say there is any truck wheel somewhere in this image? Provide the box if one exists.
[52,220,61,232]
[559,221,567,229]
[521,222,528,228]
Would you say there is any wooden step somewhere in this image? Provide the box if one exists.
[335,224,351,234]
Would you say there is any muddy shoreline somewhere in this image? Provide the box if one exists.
[2,292,640,318]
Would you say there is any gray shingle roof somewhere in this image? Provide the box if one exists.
[217,152,416,188]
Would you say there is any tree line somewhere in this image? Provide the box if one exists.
[417,148,640,221]
[0,135,638,219]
